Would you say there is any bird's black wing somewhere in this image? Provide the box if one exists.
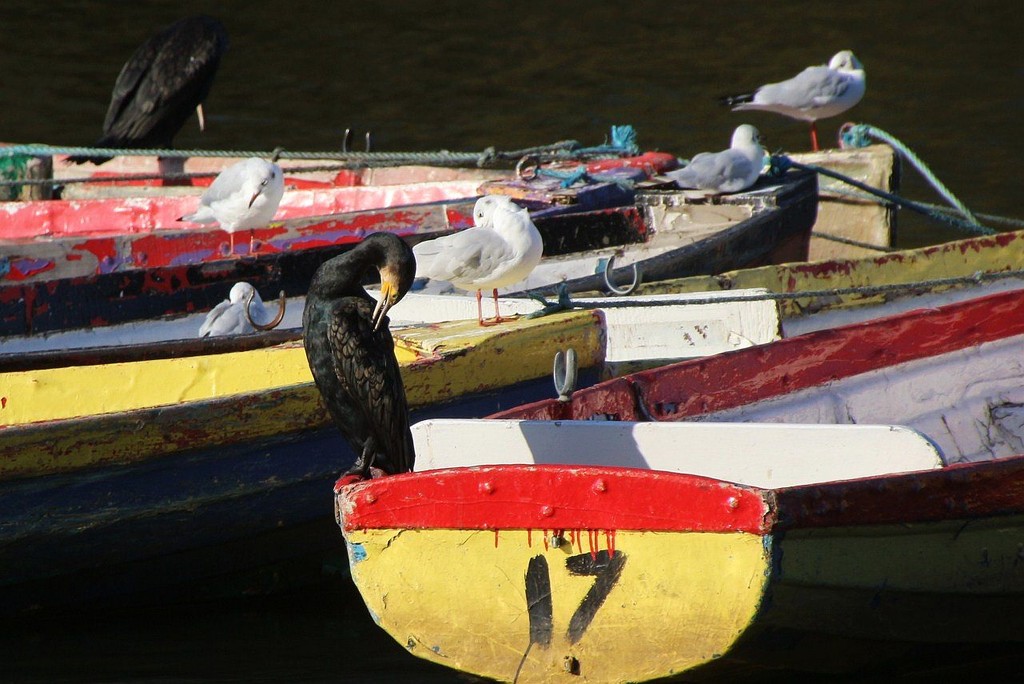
[100,16,228,147]
[327,298,415,474]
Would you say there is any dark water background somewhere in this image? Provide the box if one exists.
[2,1,1024,681]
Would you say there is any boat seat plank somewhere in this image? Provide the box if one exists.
[411,419,943,487]
[391,289,781,361]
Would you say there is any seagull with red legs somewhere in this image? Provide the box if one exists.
[413,195,543,326]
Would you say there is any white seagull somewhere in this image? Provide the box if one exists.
[413,195,543,325]
[721,50,866,151]
[198,282,282,336]
[179,157,285,254]
[665,124,766,193]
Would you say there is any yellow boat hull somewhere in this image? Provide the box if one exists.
[347,527,771,682]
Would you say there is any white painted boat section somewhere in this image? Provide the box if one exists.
[703,332,1024,465]
[0,296,308,354]
[0,288,781,360]
[389,290,781,361]
[411,419,943,488]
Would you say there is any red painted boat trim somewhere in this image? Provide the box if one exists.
[336,465,772,534]
[496,287,1024,422]
[774,454,1024,529]
[0,202,474,282]
[0,186,481,241]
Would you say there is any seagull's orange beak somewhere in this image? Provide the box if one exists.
[248,189,261,209]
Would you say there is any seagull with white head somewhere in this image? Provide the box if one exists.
[721,50,866,151]
[665,124,766,193]
[179,157,285,255]
[413,195,543,325]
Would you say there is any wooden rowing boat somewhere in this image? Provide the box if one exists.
[0,151,674,281]
[7,209,1013,358]
[0,162,816,338]
[49,144,902,263]
[0,286,785,614]
[335,288,1024,681]
[0,173,646,336]
[472,168,818,297]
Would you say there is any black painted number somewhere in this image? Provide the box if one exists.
[524,550,627,646]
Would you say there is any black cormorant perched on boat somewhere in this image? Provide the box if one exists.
[67,16,229,165]
[303,232,418,477]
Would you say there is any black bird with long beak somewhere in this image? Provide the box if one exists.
[302,232,417,477]
[68,16,229,165]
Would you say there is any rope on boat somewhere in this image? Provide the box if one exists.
[840,123,983,227]
[527,268,1024,309]
[808,231,898,253]
[0,126,643,188]
[806,183,1024,236]
[773,155,997,237]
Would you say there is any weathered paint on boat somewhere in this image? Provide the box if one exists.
[48,152,677,196]
[499,286,1024,423]
[337,289,1024,680]
[52,158,511,195]
[338,449,1024,682]
[613,225,1024,322]
[0,310,603,480]
[0,309,614,613]
[791,143,898,259]
[0,195,479,284]
[0,152,675,286]
[339,466,774,682]
[508,170,818,296]
[0,169,813,337]
[0,181,485,241]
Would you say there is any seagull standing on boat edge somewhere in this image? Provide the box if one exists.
[413,195,543,325]
[178,157,285,255]
[720,50,866,151]
[665,124,766,193]
[303,232,417,477]
[67,16,229,165]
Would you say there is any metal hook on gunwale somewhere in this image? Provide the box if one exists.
[516,154,541,181]
[553,348,578,402]
[342,129,373,153]
[601,254,642,296]
[246,289,286,331]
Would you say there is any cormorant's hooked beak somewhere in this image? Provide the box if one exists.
[372,279,398,332]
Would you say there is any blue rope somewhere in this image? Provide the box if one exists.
[565,124,640,158]
[775,155,996,236]
[529,126,643,188]
[538,165,591,188]
[840,124,982,227]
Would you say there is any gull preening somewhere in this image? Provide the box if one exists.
[413,195,543,326]
[198,282,285,336]
[179,157,285,254]
[721,50,866,151]
[665,124,766,193]
[67,16,228,165]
